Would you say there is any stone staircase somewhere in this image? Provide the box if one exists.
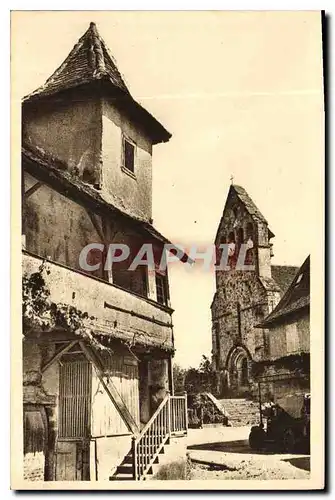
[219,398,260,427]
[110,435,186,481]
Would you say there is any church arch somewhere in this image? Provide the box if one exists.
[225,344,252,394]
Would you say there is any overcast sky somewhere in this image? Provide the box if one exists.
[12,11,324,368]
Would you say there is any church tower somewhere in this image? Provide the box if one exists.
[211,184,282,398]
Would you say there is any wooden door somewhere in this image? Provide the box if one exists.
[56,358,91,481]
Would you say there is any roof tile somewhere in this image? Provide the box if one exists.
[232,185,268,223]
[260,256,310,326]
[23,22,129,102]
[271,265,300,296]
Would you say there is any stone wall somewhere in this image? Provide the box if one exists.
[212,270,270,370]
[23,452,45,482]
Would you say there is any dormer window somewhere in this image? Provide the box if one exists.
[122,136,135,174]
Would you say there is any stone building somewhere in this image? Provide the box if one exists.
[211,183,299,398]
[22,23,187,482]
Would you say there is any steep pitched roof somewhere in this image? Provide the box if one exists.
[231,185,268,224]
[23,22,130,101]
[214,183,274,245]
[260,256,310,327]
[22,22,171,144]
[271,265,300,296]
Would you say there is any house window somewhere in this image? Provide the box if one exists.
[113,265,148,298]
[123,137,135,173]
[155,273,169,306]
[131,266,148,298]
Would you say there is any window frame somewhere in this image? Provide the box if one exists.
[121,134,136,177]
[155,272,169,306]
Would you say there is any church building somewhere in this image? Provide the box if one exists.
[211,183,299,398]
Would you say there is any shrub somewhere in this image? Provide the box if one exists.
[153,460,189,480]
[188,413,201,428]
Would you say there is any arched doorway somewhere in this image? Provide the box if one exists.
[226,346,251,396]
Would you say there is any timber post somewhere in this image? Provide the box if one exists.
[131,436,138,481]
[183,391,188,434]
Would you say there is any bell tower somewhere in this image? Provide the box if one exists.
[211,183,281,398]
[215,184,274,280]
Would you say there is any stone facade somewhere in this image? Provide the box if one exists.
[211,184,282,397]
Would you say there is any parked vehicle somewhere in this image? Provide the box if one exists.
[249,381,310,453]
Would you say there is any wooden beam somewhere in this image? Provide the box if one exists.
[24,181,43,199]
[41,341,78,373]
[168,356,174,395]
[79,341,139,436]
[87,210,106,244]
[24,331,79,343]
[104,301,173,328]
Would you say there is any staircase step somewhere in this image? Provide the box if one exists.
[110,474,134,481]
[218,398,260,427]
[116,464,133,475]
[138,444,166,452]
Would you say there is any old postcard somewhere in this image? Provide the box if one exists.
[11,10,325,490]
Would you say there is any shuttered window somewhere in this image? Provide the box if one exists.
[59,360,92,438]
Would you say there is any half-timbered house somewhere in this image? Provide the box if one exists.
[22,22,187,482]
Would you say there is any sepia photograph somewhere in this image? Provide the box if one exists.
[11,10,324,490]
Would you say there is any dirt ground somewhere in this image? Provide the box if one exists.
[187,426,310,480]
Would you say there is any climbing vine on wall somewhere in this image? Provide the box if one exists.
[22,261,107,350]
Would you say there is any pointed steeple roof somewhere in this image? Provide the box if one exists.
[23,22,130,101]
[22,22,171,144]
[230,184,268,224]
[214,183,274,245]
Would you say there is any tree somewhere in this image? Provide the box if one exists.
[172,363,186,394]
[183,355,216,395]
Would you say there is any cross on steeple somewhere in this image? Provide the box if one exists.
[230,175,234,185]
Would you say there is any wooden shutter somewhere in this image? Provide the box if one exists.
[59,360,91,439]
